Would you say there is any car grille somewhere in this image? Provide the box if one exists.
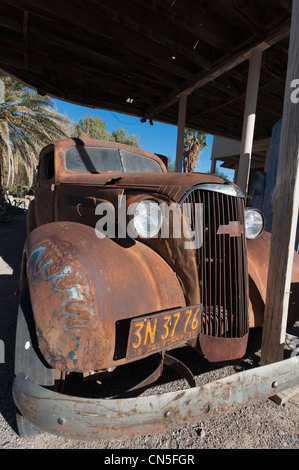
[182,189,249,339]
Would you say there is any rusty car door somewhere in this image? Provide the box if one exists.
[34,145,55,226]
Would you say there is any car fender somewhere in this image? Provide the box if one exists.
[24,221,186,372]
[247,231,299,327]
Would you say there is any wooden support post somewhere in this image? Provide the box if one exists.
[175,92,188,172]
[210,158,216,174]
[234,162,239,184]
[237,46,263,195]
[270,386,299,406]
[260,0,299,366]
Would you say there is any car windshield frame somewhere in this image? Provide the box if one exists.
[65,146,163,173]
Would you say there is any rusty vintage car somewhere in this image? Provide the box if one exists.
[13,138,299,439]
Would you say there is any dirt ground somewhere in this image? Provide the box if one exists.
[0,211,298,450]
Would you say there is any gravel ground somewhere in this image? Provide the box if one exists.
[0,212,298,450]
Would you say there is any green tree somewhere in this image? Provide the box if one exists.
[73,115,111,141]
[73,114,140,147]
[111,128,140,147]
[0,73,70,192]
[167,159,175,172]
[183,129,208,173]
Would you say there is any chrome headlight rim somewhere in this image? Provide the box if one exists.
[133,198,163,238]
[245,208,264,240]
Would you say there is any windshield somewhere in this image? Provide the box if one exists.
[65,147,163,173]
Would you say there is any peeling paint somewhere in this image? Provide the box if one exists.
[68,336,81,366]
[26,235,109,371]
[28,244,94,333]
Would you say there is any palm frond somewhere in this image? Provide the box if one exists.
[0,74,72,187]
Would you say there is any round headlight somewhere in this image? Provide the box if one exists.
[245,208,264,239]
[133,199,163,238]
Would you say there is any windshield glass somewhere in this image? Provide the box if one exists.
[120,150,162,173]
[65,147,162,173]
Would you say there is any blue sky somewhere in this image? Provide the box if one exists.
[54,98,232,177]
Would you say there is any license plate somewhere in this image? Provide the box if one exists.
[126,305,202,360]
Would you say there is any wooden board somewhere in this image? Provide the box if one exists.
[261,0,299,365]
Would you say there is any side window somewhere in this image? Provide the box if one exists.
[120,150,163,173]
[42,151,55,180]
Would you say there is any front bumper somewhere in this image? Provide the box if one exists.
[13,356,299,440]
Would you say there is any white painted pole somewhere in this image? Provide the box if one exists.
[237,46,263,195]
[175,92,188,172]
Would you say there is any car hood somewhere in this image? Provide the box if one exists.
[57,171,226,203]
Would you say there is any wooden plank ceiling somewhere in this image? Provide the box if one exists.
[0,0,292,141]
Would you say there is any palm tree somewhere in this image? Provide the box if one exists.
[183,129,208,173]
[0,73,71,216]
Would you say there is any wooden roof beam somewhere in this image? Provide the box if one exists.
[89,0,214,71]
[134,0,235,52]
[146,20,290,120]
[2,0,212,73]
[195,78,283,120]
[0,7,202,83]
[278,0,292,13]
[206,0,265,35]
[145,42,270,119]
[22,10,28,69]
[0,18,189,90]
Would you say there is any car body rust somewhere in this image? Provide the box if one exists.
[13,137,299,439]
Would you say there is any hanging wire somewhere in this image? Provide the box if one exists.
[110,111,140,126]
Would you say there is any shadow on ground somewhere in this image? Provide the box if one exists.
[0,210,27,434]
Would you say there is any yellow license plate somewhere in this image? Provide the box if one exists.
[126,305,202,360]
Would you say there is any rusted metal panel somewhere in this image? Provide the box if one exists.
[134,197,201,308]
[34,144,55,226]
[15,137,299,440]
[198,333,249,363]
[24,139,299,368]
[24,138,254,372]
[26,221,186,372]
[13,356,299,440]
[247,231,299,327]
[55,184,124,228]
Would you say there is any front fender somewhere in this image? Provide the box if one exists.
[247,231,299,327]
[25,222,185,372]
